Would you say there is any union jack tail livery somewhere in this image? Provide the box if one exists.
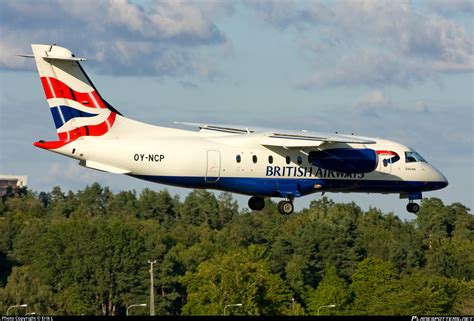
[31,44,119,142]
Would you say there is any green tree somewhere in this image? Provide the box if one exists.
[138,188,175,222]
[108,190,138,217]
[48,188,77,219]
[3,190,46,219]
[0,252,12,288]
[181,245,293,315]
[387,270,468,315]
[73,183,112,218]
[179,190,220,228]
[349,258,399,315]
[0,265,53,315]
[17,218,147,315]
[356,208,422,272]
[221,199,283,249]
[307,266,351,315]
[449,203,473,241]
[425,238,474,280]
[0,185,472,316]
[216,192,239,228]
[416,198,456,243]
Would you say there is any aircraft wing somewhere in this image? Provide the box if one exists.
[174,122,256,134]
[174,122,376,147]
[261,132,376,147]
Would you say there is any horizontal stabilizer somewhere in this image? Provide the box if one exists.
[79,160,130,174]
[19,52,86,61]
[43,55,87,61]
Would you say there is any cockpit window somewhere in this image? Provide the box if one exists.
[405,151,427,163]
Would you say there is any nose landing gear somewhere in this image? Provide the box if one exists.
[401,192,422,214]
[406,202,420,214]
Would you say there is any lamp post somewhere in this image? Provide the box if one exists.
[126,303,147,316]
[223,303,243,316]
[317,304,336,316]
[7,304,28,316]
[148,259,157,316]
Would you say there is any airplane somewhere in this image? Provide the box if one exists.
[23,44,448,215]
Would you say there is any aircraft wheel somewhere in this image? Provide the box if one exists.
[248,196,265,211]
[407,202,420,214]
[278,200,294,215]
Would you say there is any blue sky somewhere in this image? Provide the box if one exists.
[0,0,472,219]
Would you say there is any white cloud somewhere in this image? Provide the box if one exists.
[0,0,233,77]
[247,0,474,88]
[354,90,391,110]
[353,90,429,115]
[39,160,116,188]
[427,0,474,17]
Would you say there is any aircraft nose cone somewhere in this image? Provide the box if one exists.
[433,166,449,189]
[440,175,449,189]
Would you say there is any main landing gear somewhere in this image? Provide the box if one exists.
[248,196,265,211]
[248,196,294,215]
[406,202,420,214]
[277,199,294,215]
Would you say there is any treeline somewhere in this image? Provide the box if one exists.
[0,183,472,315]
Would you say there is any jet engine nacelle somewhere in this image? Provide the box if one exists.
[308,148,377,174]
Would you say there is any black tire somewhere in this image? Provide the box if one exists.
[248,196,265,211]
[407,203,420,214]
[278,200,294,215]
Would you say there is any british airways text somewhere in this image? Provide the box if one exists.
[266,166,365,179]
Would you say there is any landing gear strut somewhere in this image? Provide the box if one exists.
[406,202,420,214]
[248,196,265,211]
[277,199,294,215]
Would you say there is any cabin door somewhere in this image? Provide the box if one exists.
[205,150,221,183]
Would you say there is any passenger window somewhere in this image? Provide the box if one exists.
[297,156,302,165]
[286,156,291,164]
[268,155,273,164]
[252,155,258,164]
[236,155,241,163]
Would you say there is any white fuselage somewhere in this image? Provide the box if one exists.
[46,117,448,199]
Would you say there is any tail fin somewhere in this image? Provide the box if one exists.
[31,44,121,141]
